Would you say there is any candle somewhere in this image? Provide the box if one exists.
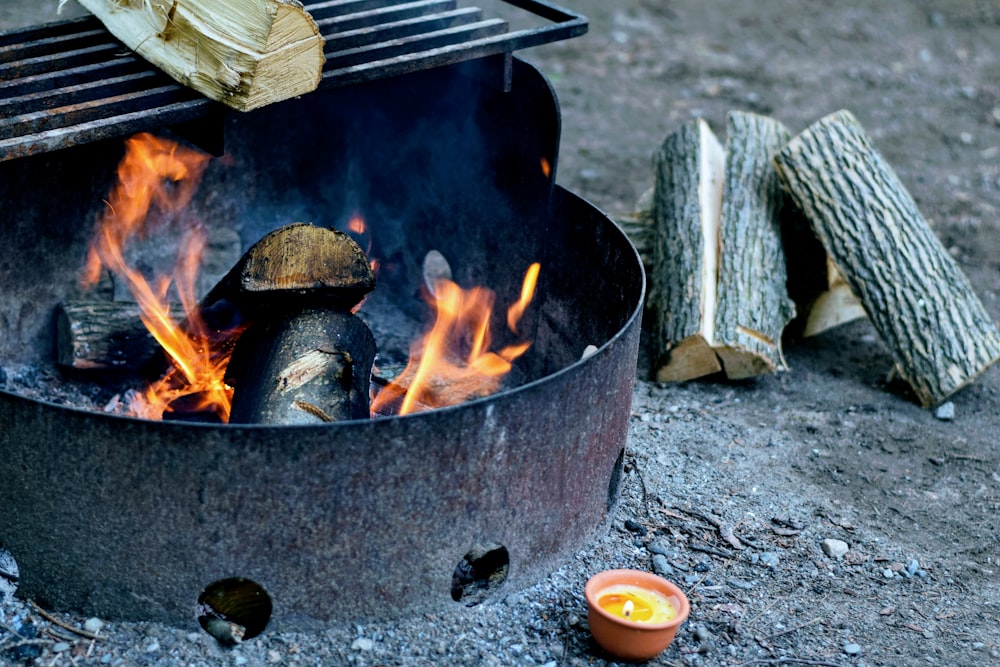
[596,583,677,623]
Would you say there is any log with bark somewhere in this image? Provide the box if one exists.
[73,0,325,111]
[650,111,796,383]
[56,301,186,370]
[215,223,377,424]
[774,110,1000,406]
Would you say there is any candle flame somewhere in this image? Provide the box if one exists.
[623,599,634,617]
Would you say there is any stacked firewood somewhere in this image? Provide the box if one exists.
[630,109,1000,408]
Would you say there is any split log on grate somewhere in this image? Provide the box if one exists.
[75,0,325,111]
[650,111,796,383]
[774,109,1000,406]
[214,223,377,424]
[56,301,186,370]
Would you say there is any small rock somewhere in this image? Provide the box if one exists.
[83,618,105,634]
[143,640,160,653]
[843,642,862,655]
[647,540,674,557]
[267,650,282,663]
[234,656,248,666]
[906,559,920,576]
[882,568,895,579]
[693,624,713,643]
[693,560,712,573]
[652,554,674,577]
[934,402,955,421]
[759,552,780,568]
[52,642,71,653]
[351,637,375,652]
[821,538,850,560]
[727,578,753,590]
[624,519,647,536]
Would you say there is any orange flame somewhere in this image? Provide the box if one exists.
[540,157,551,179]
[371,263,540,416]
[83,133,235,421]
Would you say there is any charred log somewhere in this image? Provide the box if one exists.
[56,300,185,370]
[225,308,376,424]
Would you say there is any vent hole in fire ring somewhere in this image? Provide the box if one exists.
[450,543,510,606]
[196,578,272,646]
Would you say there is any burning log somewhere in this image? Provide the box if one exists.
[74,0,325,111]
[225,308,375,424]
[650,111,796,383]
[56,301,186,370]
[774,110,1000,406]
[215,223,377,424]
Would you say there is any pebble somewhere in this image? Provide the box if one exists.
[144,640,160,653]
[267,650,282,663]
[882,568,895,578]
[934,402,955,421]
[52,642,71,653]
[758,552,780,568]
[843,642,863,655]
[83,617,105,634]
[647,540,674,556]
[652,554,674,577]
[624,519,647,536]
[727,578,753,590]
[821,538,850,560]
[351,637,375,651]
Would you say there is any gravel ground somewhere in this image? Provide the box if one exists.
[3,1,1000,666]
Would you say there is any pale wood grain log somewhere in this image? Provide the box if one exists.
[76,0,324,111]
[650,118,724,382]
[775,109,1000,406]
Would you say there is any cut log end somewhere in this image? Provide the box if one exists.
[655,336,722,383]
[78,0,325,111]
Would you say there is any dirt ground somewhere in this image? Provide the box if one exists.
[2,1,1000,666]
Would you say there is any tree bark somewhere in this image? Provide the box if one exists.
[650,118,724,382]
[713,111,796,379]
[76,0,325,111]
[775,109,1000,406]
[225,308,376,424]
[650,112,796,382]
[56,300,185,370]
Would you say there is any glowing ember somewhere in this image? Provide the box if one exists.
[82,133,235,421]
[371,263,541,416]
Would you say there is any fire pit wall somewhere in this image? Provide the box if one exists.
[0,56,645,627]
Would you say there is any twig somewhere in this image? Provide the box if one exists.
[627,455,651,519]
[736,659,847,667]
[689,542,735,559]
[763,617,822,640]
[29,601,102,641]
[683,572,710,598]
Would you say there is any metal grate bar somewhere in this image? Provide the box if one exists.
[0,0,587,162]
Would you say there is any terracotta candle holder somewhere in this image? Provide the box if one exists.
[584,569,690,662]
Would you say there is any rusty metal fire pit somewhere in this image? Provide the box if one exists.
[0,17,643,630]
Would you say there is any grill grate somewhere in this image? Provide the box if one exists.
[0,0,585,162]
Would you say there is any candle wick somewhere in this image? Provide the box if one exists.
[623,600,634,617]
